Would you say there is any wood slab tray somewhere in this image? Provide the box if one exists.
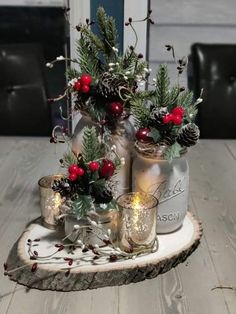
[5,212,202,291]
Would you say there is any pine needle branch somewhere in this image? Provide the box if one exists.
[66,67,80,81]
[177,90,193,108]
[76,30,101,78]
[81,126,103,163]
[97,7,118,60]
[130,96,150,127]
[63,151,78,168]
[71,195,94,218]
[155,65,170,107]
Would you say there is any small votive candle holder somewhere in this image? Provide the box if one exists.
[117,192,158,253]
[38,174,64,230]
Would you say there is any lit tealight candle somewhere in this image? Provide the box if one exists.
[38,174,64,229]
[117,192,158,253]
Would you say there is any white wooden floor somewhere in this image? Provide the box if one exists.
[0,137,235,314]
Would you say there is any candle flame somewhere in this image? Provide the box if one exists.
[132,193,142,232]
[132,192,141,210]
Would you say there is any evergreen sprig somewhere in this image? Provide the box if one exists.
[66,68,80,81]
[76,34,100,79]
[62,151,78,168]
[130,97,150,127]
[71,195,94,219]
[81,126,103,163]
[97,7,118,60]
[155,65,170,107]
[164,142,182,161]
[168,85,181,108]
[177,90,193,108]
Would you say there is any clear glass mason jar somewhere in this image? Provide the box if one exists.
[132,144,189,234]
[72,112,135,197]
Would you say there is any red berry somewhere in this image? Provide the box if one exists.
[81,84,90,93]
[76,167,85,176]
[68,164,79,174]
[80,74,92,86]
[163,113,174,124]
[171,106,185,117]
[135,128,152,142]
[68,173,78,181]
[89,161,100,172]
[100,160,115,178]
[107,102,124,117]
[73,81,81,91]
[172,114,183,125]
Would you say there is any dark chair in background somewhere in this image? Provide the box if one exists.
[0,43,51,136]
[0,6,69,133]
[189,43,236,138]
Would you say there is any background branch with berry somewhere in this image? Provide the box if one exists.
[131,61,202,160]
[47,7,152,135]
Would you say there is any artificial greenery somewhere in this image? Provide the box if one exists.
[131,62,201,160]
[49,7,150,129]
[81,126,104,163]
[53,126,120,219]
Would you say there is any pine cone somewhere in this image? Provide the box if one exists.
[52,179,72,198]
[149,107,168,129]
[177,123,200,147]
[159,135,176,146]
[92,187,113,204]
[97,72,128,99]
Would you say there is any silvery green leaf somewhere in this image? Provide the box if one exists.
[164,142,181,161]
[149,127,161,143]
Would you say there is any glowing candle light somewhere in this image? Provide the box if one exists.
[38,175,64,229]
[117,192,158,253]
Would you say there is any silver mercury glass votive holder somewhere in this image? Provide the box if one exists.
[38,174,64,230]
[117,192,158,253]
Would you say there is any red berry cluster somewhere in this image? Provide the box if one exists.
[68,160,115,182]
[68,164,85,181]
[163,106,185,125]
[73,74,92,94]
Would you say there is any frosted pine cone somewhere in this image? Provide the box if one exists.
[149,107,168,129]
[177,123,200,147]
[159,135,176,146]
[97,72,128,98]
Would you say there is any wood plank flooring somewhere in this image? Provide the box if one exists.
[0,138,235,314]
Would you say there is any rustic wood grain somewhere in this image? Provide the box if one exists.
[0,138,66,314]
[5,213,202,292]
[1,138,236,314]
[187,141,236,314]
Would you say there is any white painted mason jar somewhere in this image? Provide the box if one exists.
[72,113,135,197]
[64,209,119,246]
[132,147,189,234]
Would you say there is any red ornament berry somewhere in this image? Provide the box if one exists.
[73,81,81,91]
[135,128,152,142]
[81,84,90,93]
[68,173,78,181]
[100,160,115,178]
[76,167,85,176]
[163,113,174,124]
[80,74,92,86]
[171,106,185,117]
[172,114,183,125]
[68,164,79,174]
[89,161,100,172]
[107,102,124,117]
